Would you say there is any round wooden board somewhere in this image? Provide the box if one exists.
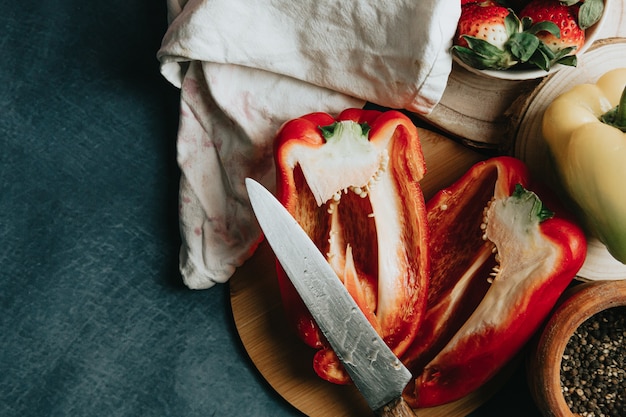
[511,38,626,281]
[229,128,515,417]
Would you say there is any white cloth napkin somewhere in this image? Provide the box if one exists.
[157,0,460,289]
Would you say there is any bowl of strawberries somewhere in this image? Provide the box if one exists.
[452,0,608,80]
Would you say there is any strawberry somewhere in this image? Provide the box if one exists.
[455,2,514,50]
[519,0,585,54]
[452,1,523,69]
[541,0,605,30]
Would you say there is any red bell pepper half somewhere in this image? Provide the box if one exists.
[401,156,587,407]
[273,108,430,384]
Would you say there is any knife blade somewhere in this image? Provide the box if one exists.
[245,178,416,417]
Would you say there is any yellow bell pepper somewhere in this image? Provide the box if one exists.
[543,68,626,264]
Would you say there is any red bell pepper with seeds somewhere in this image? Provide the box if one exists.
[401,156,587,407]
[273,108,430,384]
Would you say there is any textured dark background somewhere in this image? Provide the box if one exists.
[0,1,542,416]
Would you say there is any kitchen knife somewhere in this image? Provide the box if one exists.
[245,178,416,417]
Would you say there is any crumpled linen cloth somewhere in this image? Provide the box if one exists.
[157,0,460,289]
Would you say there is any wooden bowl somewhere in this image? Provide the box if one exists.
[527,280,626,416]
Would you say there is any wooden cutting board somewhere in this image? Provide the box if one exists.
[229,128,515,417]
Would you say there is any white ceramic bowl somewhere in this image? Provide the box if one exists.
[453,0,610,81]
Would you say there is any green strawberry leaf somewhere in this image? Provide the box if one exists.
[555,54,577,67]
[537,42,557,60]
[525,43,577,71]
[452,43,515,70]
[504,11,522,37]
[452,47,482,68]
[528,47,551,71]
[579,0,604,30]
[508,32,540,62]
[464,36,506,56]
[526,21,561,38]
[452,47,495,70]
[552,46,576,60]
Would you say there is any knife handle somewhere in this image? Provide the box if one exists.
[376,397,417,417]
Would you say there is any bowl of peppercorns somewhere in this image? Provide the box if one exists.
[528,280,626,417]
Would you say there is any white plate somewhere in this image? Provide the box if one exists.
[513,39,626,281]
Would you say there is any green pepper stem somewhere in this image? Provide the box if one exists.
[512,184,554,222]
[601,84,626,132]
[319,122,370,140]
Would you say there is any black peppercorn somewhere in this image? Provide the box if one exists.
[560,306,626,417]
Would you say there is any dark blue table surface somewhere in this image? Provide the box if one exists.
[0,1,544,416]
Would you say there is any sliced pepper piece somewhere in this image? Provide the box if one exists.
[273,108,430,384]
[401,156,587,407]
[542,68,626,264]
[402,157,527,377]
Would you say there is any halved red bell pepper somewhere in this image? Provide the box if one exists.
[401,156,587,407]
[273,108,430,384]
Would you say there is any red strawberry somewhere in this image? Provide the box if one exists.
[455,2,515,50]
[519,0,585,54]
[452,2,528,69]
